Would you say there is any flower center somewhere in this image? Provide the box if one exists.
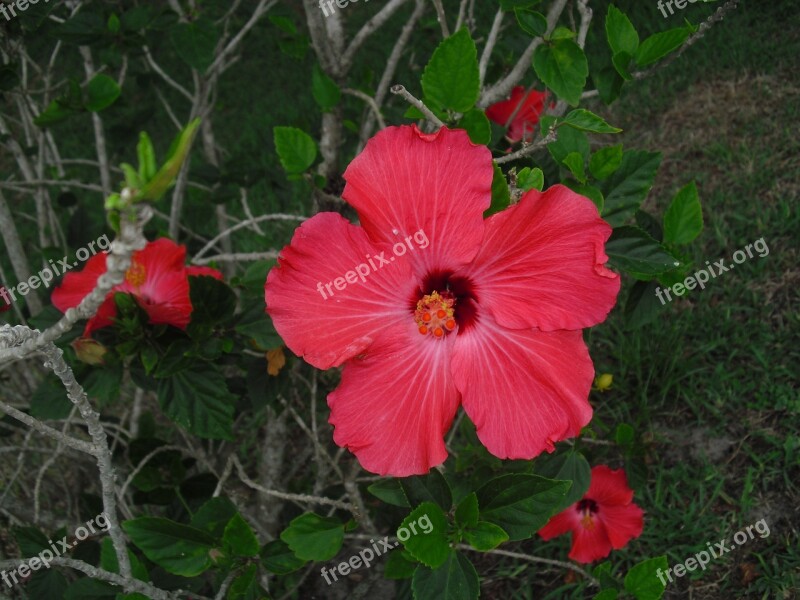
[576,498,599,530]
[414,291,456,338]
[125,261,146,289]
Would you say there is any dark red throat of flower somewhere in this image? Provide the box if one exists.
[576,498,599,529]
[411,271,478,338]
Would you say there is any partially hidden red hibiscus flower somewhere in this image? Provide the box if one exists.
[0,287,11,313]
[538,465,644,563]
[485,86,549,143]
[52,238,222,336]
[265,125,620,476]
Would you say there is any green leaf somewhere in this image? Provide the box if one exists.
[562,109,621,134]
[107,14,121,33]
[400,469,453,511]
[624,556,669,599]
[273,126,318,174]
[476,474,571,541]
[123,517,217,577]
[26,570,68,600]
[454,493,479,528]
[421,28,480,112]
[565,181,605,212]
[368,479,410,507]
[137,133,157,183]
[515,9,547,37]
[412,552,480,600]
[487,162,511,216]
[625,280,666,328]
[612,51,634,80]
[464,521,509,551]
[663,182,703,245]
[84,74,120,112]
[592,65,625,104]
[541,115,589,162]
[280,513,344,562]
[533,38,588,106]
[594,590,619,600]
[549,26,577,41]
[260,539,307,574]
[235,305,283,350]
[312,64,341,111]
[188,275,237,327]
[459,109,491,145]
[384,550,418,579]
[99,538,149,582]
[600,150,662,226]
[562,152,587,183]
[590,144,623,180]
[31,374,73,420]
[156,366,235,440]
[64,578,119,599]
[398,502,450,568]
[139,119,200,202]
[34,100,79,127]
[191,496,238,539]
[228,564,262,600]
[606,226,680,276]
[534,451,591,511]
[516,166,544,191]
[636,28,689,67]
[605,5,639,56]
[170,18,218,71]
[224,514,260,557]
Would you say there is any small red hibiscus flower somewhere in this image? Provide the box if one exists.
[0,286,11,313]
[265,125,620,476]
[485,86,549,143]
[539,465,644,563]
[52,238,222,336]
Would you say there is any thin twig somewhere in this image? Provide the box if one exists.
[390,85,444,127]
[495,125,558,165]
[456,544,600,586]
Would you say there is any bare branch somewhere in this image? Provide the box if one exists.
[495,125,558,165]
[390,85,445,127]
[341,0,411,72]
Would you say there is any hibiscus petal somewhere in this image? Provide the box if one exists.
[599,504,644,549]
[134,238,188,294]
[452,314,594,459]
[485,86,526,127]
[186,266,223,279]
[569,520,613,563]
[342,126,492,274]
[588,465,635,506]
[466,184,620,332]
[328,321,461,477]
[538,506,580,540]
[51,253,119,335]
[266,213,416,370]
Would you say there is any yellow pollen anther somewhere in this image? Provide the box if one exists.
[125,261,146,288]
[414,291,456,338]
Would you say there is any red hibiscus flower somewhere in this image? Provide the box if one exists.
[485,86,549,143]
[52,238,222,336]
[539,465,644,563]
[265,126,619,476]
[0,286,11,313]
